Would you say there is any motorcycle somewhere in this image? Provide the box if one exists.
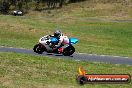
[33,35,78,56]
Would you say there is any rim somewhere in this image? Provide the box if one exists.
[36,46,42,53]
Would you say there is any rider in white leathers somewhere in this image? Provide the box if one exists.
[49,30,69,52]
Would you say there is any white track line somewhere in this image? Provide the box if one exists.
[75,53,130,59]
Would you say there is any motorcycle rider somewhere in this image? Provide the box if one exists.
[48,30,68,53]
[49,30,63,47]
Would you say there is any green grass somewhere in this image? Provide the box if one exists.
[0,0,132,57]
[51,0,132,19]
[0,1,132,88]
[0,52,132,88]
[0,15,132,57]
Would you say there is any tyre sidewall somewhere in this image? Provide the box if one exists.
[33,44,45,54]
[63,45,75,56]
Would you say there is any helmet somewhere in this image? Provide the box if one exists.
[54,30,61,37]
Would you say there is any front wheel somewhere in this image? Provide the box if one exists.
[62,45,75,56]
[33,44,45,54]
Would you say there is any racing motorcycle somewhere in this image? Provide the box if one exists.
[33,35,78,56]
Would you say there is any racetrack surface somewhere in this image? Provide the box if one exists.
[0,46,132,65]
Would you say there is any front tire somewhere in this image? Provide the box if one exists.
[33,44,45,54]
[62,45,75,56]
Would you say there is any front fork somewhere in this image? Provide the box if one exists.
[38,43,45,50]
[58,44,70,53]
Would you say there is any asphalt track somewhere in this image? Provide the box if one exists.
[0,46,132,65]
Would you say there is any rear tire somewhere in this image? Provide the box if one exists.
[62,45,75,56]
[33,44,45,54]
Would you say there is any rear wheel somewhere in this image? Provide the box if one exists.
[62,45,75,56]
[33,44,45,54]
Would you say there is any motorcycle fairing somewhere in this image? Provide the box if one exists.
[69,38,78,44]
[50,37,58,44]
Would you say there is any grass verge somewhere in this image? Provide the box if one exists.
[0,52,132,88]
[0,15,132,57]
